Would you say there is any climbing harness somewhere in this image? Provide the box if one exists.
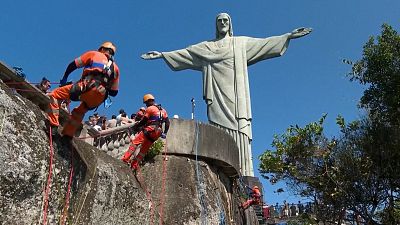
[194,122,208,225]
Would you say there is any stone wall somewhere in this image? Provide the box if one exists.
[166,119,240,177]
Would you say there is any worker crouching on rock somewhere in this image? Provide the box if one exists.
[47,41,120,141]
[241,186,262,209]
[121,94,170,170]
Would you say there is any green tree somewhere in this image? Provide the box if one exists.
[144,139,165,161]
[350,24,400,126]
[259,24,400,224]
[350,23,400,224]
[259,115,346,224]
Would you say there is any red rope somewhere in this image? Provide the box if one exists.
[11,88,39,92]
[137,166,155,225]
[4,81,60,85]
[42,126,54,225]
[159,140,168,225]
[61,147,74,225]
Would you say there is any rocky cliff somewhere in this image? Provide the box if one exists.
[0,77,259,224]
[0,80,149,224]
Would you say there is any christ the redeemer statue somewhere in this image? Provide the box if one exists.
[142,13,312,176]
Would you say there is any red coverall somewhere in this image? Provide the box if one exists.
[242,186,261,209]
[47,51,120,137]
[121,105,168,170]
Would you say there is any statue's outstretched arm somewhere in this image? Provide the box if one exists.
[141,51,163,60]
[288,27,312,39]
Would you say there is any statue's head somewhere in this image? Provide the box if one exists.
[215,13,233,38]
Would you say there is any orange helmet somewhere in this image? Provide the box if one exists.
[99,41,116,55]
[253,186,259,190]
[143,94,155,103]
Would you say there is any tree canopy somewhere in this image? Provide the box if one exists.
[259,24,400,225]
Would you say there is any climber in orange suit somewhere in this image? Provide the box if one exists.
[47,41,120,138]
[121,94,170,170]
[241,186,262,209]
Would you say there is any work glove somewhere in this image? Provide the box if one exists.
[160,133,167,139]
[59,77,68,87]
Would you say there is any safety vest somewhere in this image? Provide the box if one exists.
[69,51,120,102]
[75,51,119,89]
[146,104,167,128]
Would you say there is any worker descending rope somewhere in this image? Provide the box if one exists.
[121,94,170,170]
[241,186,262,210]
[47,41,120,141]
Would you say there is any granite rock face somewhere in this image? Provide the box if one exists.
[0,80,258,225]
[0,81,148,225]
[139,154,254,225]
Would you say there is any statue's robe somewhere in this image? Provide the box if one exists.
[162,34,290,176]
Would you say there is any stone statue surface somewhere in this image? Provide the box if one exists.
[142,13,312,176]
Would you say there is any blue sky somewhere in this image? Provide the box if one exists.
[1,0,399,205]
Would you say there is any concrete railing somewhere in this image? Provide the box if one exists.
[80,123,136,158]
[82,119,240,177]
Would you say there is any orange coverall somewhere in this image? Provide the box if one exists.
[48,50,120,137]
[242,187,261,209]
[121,105,169,170]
